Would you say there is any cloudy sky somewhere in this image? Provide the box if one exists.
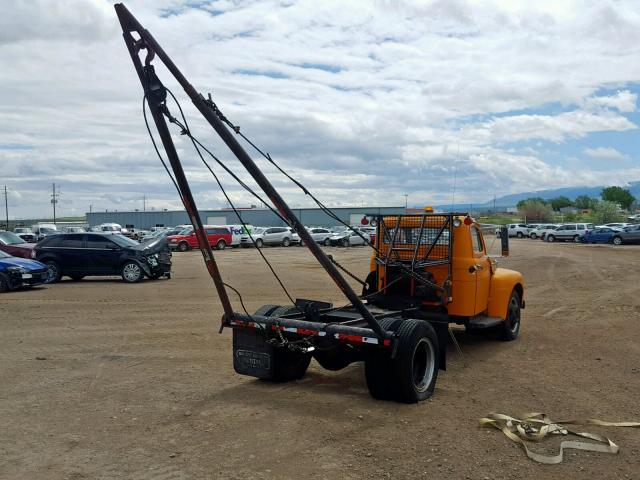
[2,0,640,219]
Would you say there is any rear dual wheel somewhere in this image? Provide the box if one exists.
[365,318,439,403]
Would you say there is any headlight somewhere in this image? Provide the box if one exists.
[7,267,28,274]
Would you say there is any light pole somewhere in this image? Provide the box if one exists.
[404,194,408,212]
[3,186,8,230]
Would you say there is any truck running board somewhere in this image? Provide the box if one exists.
[467,316,504,329]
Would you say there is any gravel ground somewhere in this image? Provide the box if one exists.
[1,240,639,479]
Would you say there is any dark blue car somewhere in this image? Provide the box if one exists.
[580,228,617,244]
[0,250,48,292]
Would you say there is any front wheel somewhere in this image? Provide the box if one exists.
[547,234,555,243]
[324,238,331,246]
[530,233,537,240]
[612,236,622,246]
[178,241,189,252]
[216,239,226,250]
[282,238,291,247]
[254,238,263,248]
[45,261,62,283]
[341,238,350,247]
[121,261,143,283]
[501,290,521,341]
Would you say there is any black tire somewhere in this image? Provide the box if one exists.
[0,274,9,292]
[254,304,281,316]
[45,260,62,284]
[324,238,331,246]
[216,239,226,250]
[547,234,555,243]
[501,290,521,341]
[313,347,354,371]
[282,237,291,247]
[530,233,537,240]
[612,236,622,246]
[517,232,523,238]
[69,275,84,281]
[121,261,143,283]
[341,238,349,247]
[392,319,439,403]
[254,238,264,248]
[364,318,404,401]
[178,241,189,252]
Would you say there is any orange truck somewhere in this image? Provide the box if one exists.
[115,3,525,404]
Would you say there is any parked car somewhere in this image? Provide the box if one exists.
[13,227,37,243]
[0,250,49,292]
[0,231,37,258]
[98,223,128,235]
[34,233,172,283]
[32,223,58,241]
[528,224,557,240]
[328,228,369,247]
[495,224,530,238]
[580,228,617,244]
[627,213,640,222]
[167,225,232,251]
[240,227,265,247]
[301,227,333,246]
[546,223,595,242]
[611,224,640,245]
[249,227,300,248]
[62,226,86,233]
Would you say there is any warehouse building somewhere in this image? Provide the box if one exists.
[86,206,405,229]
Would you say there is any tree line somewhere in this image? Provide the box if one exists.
[516,186,636,223]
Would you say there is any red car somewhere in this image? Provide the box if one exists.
[0,231,37,259]
[167,226,231,252]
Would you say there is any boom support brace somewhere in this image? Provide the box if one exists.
[114,3,388,340]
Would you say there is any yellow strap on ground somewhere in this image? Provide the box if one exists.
[479,412,640,464]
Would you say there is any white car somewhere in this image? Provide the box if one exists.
[627,214,640,222]
[301,227,333,246]
[248,227,299,248]
[528,224,558,240]
[328,228,369,247]
[495,224,530,238]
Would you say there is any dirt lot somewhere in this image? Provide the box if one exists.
[1,240,639,479]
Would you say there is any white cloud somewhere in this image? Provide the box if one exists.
[583,147,630,161]
[1,0,640,218]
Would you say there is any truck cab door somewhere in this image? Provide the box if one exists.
[471,226,491,314]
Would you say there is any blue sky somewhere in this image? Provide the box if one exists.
[2,0,640,218]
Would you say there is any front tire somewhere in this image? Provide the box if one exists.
[178,241,189,252]
[324,238,331,246]
[45,261,62,283]
[501,290,521,341]
[282,237,291,247]
[530,233,537,240]
[341,238,350,247]
[547,234,555,242]
[216,239,226,250]
[612,236,622,246]
[121,261,143,283]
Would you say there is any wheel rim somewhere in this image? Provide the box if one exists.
[46,264,58,283]
[179,242,187,251]
[123,263,140,281]
[256,239,263,248]
[531,234,536,239]
[412,338,436,393]
[217,241,225,250]
[613,237,621,245]
[508,296,520,334]
[283,239,290,246]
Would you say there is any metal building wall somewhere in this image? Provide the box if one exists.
[86,207,405,229]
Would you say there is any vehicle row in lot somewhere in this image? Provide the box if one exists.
[492,221,640,245]
[580,224,640,245]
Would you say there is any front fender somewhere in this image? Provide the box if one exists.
[487,268,524,319]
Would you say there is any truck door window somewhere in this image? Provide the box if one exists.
[472,227,484,253]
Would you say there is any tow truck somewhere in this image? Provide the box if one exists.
[115,4,525,403]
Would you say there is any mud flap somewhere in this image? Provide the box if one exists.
[431,321,448,371]
[232,328,274,379]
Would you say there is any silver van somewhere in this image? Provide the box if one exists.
[546,223,595,242]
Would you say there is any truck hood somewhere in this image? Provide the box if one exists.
[137,237,169,254]
[0,256,46,270]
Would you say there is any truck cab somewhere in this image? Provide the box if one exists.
[366,214,524,338]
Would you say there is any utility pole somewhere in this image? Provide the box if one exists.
[493,194,496,213]
[3,186,8,230]
[143,194,146,212]
[51,183,60,224]
[404,193,408,212]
